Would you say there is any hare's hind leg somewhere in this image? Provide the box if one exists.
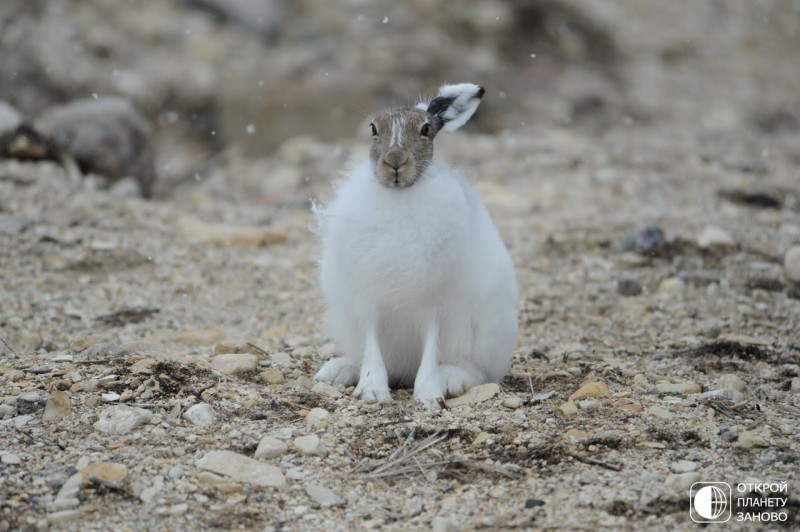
[314,358,359,386]
[353,327,392,403]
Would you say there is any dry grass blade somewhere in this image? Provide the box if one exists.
[701,396,758,419]
[355,430,449,479]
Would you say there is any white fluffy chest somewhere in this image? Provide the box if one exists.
[322,162,471,304]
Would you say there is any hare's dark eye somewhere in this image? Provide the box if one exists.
[370,123,378,136]
[420,123,430,137]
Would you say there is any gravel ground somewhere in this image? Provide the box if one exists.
[1,119,799,530]
[2,1,800,530]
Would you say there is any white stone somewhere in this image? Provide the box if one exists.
[715,374,747,393]
[697,225,737,249]
[784,245,800,283]
[1,453,21,465]
[101,392,121,403]
[445,383,500,407]
[183,403,216,428]
[311,381,342,398]
[254,436,288,459]
[305,407,330,427]
[13,415,33,428]
[655,382,701,395]
[305,483,344,507]
[53,473,83,509]
[93,405,153,434]
[502,397,523,409]
[211,353,258,375]
[666,472,701,491]
[699,388,745,403]
[197,450,287,489]
[139,476,164,504]
[646,406,673,419]
[294,435,328,457]
[432,516,460,532]
[47,510,81,524]
[271,352,293,366]
[670,460,698,473]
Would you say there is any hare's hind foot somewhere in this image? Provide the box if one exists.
[412,364,485,409]
[314,357,359,386]
[439,364,484,398]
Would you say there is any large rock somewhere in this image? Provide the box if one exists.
[93,405,153,434]
[36,97,157,197]
[196,450,286,489]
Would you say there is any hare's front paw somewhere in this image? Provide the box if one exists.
[354,376,392,403]
[314,358,359,386]
[413,370,444,410]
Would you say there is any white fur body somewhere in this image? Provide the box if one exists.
[316,158,518,399]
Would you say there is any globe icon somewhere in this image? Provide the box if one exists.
[694,485,728,520]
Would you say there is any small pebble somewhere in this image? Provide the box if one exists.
[306,407,331,427]
[255,436,289,459]
[101,392,121,403]
[432,516,459,532]
[294,435,328,457]
[271,352,293,366]
[564,428,589,443]
[559,401,578,417]
[697,225,737,249]
[311,381,343,398]
[305,483,344,508]
[211,353,258,375]
[784,245,800,283]
[260,368,285,384]
[665,472,701,491]
[183,403,216,428]
[1,453,21,465]
[715,374,746,392]
[617,277,643,296]
[569,381,609,401]
[82,462,128,487]
[737,431,770,449]
[501,397,523,409]
[655,382,701,395]
[699,388,744,402]
[42,390,72,421]
[670,460,698,473]
[646,405,673,419]
[658,277,685,292]
[615,226,664,252]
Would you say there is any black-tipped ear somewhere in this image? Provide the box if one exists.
[424,83,485,133]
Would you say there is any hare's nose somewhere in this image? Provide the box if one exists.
[383,154,408,171]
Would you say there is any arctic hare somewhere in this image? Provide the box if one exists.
[314,83,518,409]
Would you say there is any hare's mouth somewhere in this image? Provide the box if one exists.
[377,166,417,189]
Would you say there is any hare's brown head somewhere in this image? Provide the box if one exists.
[368,83,485,188]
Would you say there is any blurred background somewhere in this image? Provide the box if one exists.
[1,0,799,197]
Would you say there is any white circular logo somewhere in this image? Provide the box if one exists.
[694,485,728,519]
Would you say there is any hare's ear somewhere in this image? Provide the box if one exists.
[416,83,485,133]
